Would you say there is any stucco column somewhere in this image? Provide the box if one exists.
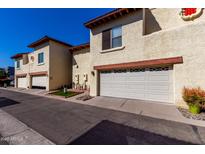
[28,74,32,89]
[15,77,17,88]
[90,70,98,96]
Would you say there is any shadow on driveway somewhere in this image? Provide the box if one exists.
[70,120,194,145]
[0,97,20,108]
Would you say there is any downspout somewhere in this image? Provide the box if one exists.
[142,8,147,35]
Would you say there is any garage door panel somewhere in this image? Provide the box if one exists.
[100,66,173,103]
[125,84,145,90]
[32,76,47,88]
[147,75,169,81]
[147,84,170,91]
[17,77,27,88]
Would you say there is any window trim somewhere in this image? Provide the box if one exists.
[100,45,125,53]
[102,25,123,51]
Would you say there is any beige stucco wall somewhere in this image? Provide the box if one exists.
[14,40,72,91]
[49,40,72,90]
[145,8,205,35]
[89,8,205,107]
[29,43,50,73]
[72,48,91,90]
[14,57,30,89]
[14,43,50,90]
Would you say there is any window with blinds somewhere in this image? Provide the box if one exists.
[102,26,122,50]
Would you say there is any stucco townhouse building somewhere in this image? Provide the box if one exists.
[11,36,73,91]
[12,8,205,108]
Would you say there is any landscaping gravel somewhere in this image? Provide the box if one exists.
[0,135,9,145]
[178,107,205,121]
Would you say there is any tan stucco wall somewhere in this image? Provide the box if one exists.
[14,41,72,91]
[49,40,72,90]
[72,48,91,90]
[145,8,205,35]
[14,43,50,90]
[89,8,205,107]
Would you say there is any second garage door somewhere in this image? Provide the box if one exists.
[100,66,173,103]
[17,77,27,88]
[32,76,47,89]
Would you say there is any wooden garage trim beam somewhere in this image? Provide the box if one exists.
[29,71,48,76]
[16,73,27,77]
[94,56,183,70]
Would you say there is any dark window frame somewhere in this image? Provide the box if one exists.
[102,25,122,50]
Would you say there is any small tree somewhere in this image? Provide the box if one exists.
[0,69,6,78]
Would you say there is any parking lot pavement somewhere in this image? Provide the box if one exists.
[0,89,204,145]
[0,108,54,145]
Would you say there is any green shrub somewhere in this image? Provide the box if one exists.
[189,104,201,114]
[182,87,205,113]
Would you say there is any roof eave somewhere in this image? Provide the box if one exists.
[84,8,140,29]
[28,36,72,48]
[69,43,90,52]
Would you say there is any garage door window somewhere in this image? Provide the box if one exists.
[130,68,145,72]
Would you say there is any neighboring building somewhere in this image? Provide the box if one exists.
[70,43,91,90]
[11,36,72,90]
[5,66,14,80]
[0,67,14,86]
[5,66,15,86]
[84,8,205,107]
[0,68,6,78]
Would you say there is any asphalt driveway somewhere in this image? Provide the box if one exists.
[0,89,205,145]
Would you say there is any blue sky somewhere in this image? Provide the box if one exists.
[0,8,114,68]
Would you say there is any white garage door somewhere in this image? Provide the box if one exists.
[100,66,173,103]
[17,77,27,88]
[32,76,47,88]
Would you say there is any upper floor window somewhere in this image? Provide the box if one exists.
[111,26,122,48]
[38,52,44,64]
[102,26,122,50]
[16,60,20,69]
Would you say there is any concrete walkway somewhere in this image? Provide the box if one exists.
[0,109,54,145]
[83,96,205,127]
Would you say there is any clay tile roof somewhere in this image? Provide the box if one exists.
[69,43,90,52]
[11,52,29,59]
[84,8,140,29]
[28,35,73,48]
